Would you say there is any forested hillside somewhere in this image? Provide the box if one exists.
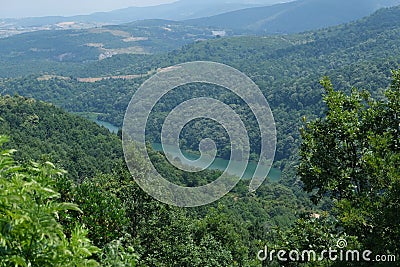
[1,69,398,267]
[0,95,124,180]
[0,94,314,266]
[187,0,400,33]
[2,6,400,165]
[0,4,399,266]
[2,1,400,78]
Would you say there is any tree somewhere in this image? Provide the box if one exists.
[264,213,359,267]
[0,135,99,266]
[298,70,400,256]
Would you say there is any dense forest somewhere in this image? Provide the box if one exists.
[0,4,399,267]
[1,70,398,266]
[0,95,315,266]
[2,6,400,166]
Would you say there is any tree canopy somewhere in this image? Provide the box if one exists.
[298,70,400,260]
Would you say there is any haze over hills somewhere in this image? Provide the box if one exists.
[187,0,400,33]
[2,0,400,70]
[74,0,291,23]
[0,0,291,28]
[2,0,399,40]
[0,20,219,63]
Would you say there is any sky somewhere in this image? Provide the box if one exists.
[0,0,178,18]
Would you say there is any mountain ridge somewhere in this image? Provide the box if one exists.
[1,0,291,27]
[186,0,400,33]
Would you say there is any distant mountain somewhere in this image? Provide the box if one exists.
[186,0,400,33]
[0,20,221,65]
[2,1,400,77]
[76,0,290,23]
[0,0,291,27]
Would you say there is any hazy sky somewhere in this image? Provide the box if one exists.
[0,0,178,18]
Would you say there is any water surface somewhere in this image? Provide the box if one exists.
[152,143,281,182]
[94,120,281,182]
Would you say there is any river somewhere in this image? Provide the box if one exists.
[94,119,119,133]
[152,143,281,182]
[94,120,281,182]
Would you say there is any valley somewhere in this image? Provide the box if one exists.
[0,1,399,266]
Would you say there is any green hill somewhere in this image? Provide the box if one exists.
[3,1,400,78]
[2,6,400,165]
[187,0,400,33]
[1,4,399,265]
[0,95,123,180]
[0,93,313,267]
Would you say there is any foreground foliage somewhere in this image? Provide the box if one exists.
[297,70,400,265]
[0,136,100,266]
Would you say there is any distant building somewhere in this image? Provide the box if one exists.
[212,30,226,37]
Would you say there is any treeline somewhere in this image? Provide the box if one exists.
[2,70,398,266]
[2,6,400,167]
[0,95,314,266]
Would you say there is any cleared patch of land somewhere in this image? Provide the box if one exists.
[37,75,71,81]
[122,37,148,42]
[35,67,185,84]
